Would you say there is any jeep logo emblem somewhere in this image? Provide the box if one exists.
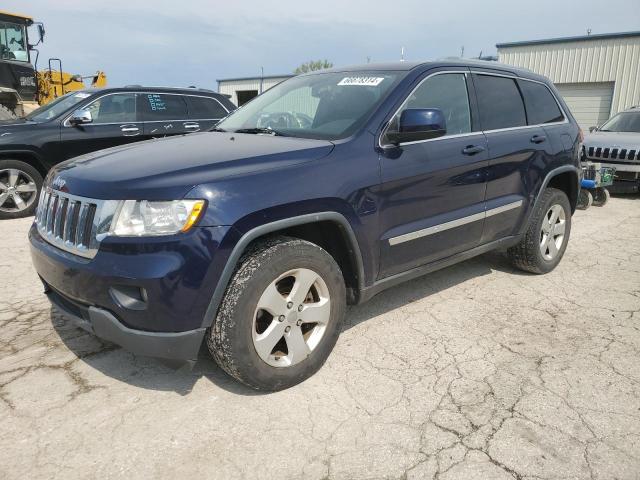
[52,176,66,190]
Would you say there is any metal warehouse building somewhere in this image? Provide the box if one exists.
[217,74,293,107]
[497,31,640,130]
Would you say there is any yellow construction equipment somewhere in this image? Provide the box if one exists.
[0,10,106,119]
[36,60,107,106]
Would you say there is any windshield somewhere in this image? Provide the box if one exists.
[26,92,92,122]
[216,72,401,140]
[0,21,28,62]
[599,112,640,133]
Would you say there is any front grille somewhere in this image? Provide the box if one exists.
[35,188,113,259]
[586,145,640,161]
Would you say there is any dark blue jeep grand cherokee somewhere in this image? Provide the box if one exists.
[30,60,581,390]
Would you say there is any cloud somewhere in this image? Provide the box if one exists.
[6,0,640,88]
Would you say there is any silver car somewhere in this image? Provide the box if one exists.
[582,107,640,193]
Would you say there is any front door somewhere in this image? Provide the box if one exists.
[377,70,488,278]
[59,92,143,160]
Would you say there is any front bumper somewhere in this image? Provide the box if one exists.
[30,223,234,360]
[46,286,205,360]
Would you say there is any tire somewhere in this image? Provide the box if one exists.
[592,187,610,207]
[207,236,346,391]
[0,104,17,120]
[0,160,43,220]
[576,189,593,210]
[507,188,571,274]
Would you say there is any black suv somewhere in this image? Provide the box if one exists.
[0,87,235,219]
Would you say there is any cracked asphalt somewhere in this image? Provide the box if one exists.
[1,196,639,480]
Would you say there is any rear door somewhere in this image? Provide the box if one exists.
[185,95,231,131]
[377,69,489,278]
[472,73,553,244]
[59,92,143,160]
[140,92,190,139]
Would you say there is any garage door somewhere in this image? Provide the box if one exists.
[555,82,614,130]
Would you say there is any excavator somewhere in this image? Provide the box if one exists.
[0,10,106,120]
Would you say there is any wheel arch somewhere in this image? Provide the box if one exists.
[534,166,580,213]
[200,212,365,329]
[0,150,48,178]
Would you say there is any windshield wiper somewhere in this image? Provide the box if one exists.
[209,126,227,132]
[234,127,287,137]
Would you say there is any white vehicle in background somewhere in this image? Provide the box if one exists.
[582,106,640,193]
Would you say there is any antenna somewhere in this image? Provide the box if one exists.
[367,56,371,64]
[400,47,405,62]
[460,46,465,58]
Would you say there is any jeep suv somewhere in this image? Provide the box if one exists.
[29,61,581,390]
[0,86,235,219]
[582,107,640,193]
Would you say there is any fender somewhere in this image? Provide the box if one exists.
[521,165,581,233]
[0,148,47,174]
[199,212,365,328]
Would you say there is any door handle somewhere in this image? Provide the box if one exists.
[530,134,547,144]
[184,122,200,130]
[462,145,485,155]
[121,125,140,137]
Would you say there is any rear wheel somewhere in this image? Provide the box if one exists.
[207,236,346,391]
[577,189,593,210]
[592,187,610,207]
[507,188,571,274]
[0,160,42,219]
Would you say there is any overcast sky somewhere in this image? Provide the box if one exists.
[8,0,640,89]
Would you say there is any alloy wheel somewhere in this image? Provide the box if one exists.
[539,204,566,260]
[252,268,331,367]
[0,168,38,213]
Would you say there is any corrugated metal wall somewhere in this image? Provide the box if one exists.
[498,36,640,116]
[218,77,290,106]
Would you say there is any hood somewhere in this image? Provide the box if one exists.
[0,118,39,139]
[584,131,640,150]
[49,132,335,200]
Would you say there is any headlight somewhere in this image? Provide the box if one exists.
[110,200,205,236]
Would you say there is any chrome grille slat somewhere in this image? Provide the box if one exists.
[34,187,110,259]
[76,203,89,247]
[63,200,77,243]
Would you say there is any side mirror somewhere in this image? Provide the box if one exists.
[589,126,597,133]
[385,108,447,145]
[69,109,92,126]
[37,24,45,44]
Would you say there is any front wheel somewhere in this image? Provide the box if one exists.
[207,236,346,391]
[0,160,42,220]
[507,188,572,274]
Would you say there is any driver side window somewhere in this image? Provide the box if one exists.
[85,93,138,124]
[389,73,472,136]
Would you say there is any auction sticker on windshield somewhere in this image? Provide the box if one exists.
[338,77,385,86]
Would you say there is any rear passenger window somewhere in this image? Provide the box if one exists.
[518,80,564,125]
[474,75,526,130]
[390,73,472,136]
[186,96,228,119]
[142,94,188,121]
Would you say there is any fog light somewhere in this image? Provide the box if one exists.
[109,285,148,311]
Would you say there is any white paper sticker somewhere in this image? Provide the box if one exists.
[74,93,91,99]
[338,77,385,86]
